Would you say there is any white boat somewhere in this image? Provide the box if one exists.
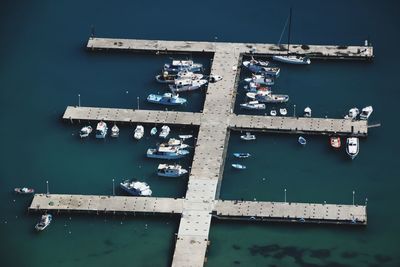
[157,164,188,177]
[111,125,119,137]
[244,82,271,93]
[346,137,359,159]
[178,134,193,140]
[14,187,35,194]
[240,100,266,110]
[240,132,256,141]
[163,60,203,73]
[244,74,274,86]
[95,121,108,139]
[280,108,287,115]
[304,107,312,117]
[35,214,52,231]
[147,92,187,106]
[134,125,144,140]
[155,70,204,84]
[273,8,311,65]
[270,109,277,116]
[169,78,208,93]
[147,146,189,160]
[79,126,92,138]
[243,60,281,76]
[246,90,269,99]
[209,74,223,83]
[150,127,157,136]
[344,107,359,120]
[233,152,251,158]
[232,163,246,170]
[298,136,307,145]
[159,125,170,139]
[360,106,373,120]
[255,92,289,103]
[120,179,152,196]
[159,138,189,149]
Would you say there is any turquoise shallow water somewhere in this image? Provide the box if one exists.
[1,0,400,266]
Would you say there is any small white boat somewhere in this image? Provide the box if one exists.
[155,70,203,84]
[304,107,312,117]
[150,127,157,136]
[111,125,119,138]
[244,82,271,93]
[240,132,256,141]
[209,74,223,83]
[273,55,311,65]
[178,134,193,140]
[79,126,92,138]
[233,152,251,158]
[330,136,341,149]
[232,163,246,170]
[270,109,277,116]
[169,78,208,93]
[298,136,307,145]
[240,101,266,110]
[134,125,144,140]
[120,180,152,196]
[95,121,108,139]
[279,108,287,116]
[35,214,52,231]
[360,106,373,120]
[147,92,187,106]
[14,187,34,194]
[157,164,188,177]
[159,138,189,149]
[346,137,359,159]
[254,92,289,103]
[344,108,359,120]
[244,74,274,86]
[159,125,170,139]
[163,60,203,73]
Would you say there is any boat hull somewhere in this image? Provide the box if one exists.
[272,55,311,65]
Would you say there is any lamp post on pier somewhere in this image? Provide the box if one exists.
[352,190,355,206]
[293,104,296,117]
[112,179,115,196]
[78,94,81,107]
[284,188,287,203]
[137,96,140,110]
[46,180,49,195]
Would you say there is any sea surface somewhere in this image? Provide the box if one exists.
[0,0,399,266]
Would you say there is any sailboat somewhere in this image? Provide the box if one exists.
[273,8,311,65]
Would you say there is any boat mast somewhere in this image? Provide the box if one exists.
[287,8,292,54]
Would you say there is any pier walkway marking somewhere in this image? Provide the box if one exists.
[35,37,372,267]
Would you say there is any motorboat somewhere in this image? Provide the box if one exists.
[120,179,152,196]
[240,132,256,141]
[273,55,311,65]
[298,136,307,145]
[163,60,203,73]
[242,58,270,72]
[244,82,271,93]
[255,92,289,103]
[240,101,266,110]
[304,107,312,117]
[233,152,251,158]
[346,137,359,159]
[344,108,359,120]
[178,135,193,140]
[14,187,34,194]
[209,74,223,83]
[150,127,157,136]
[155,70,204,84]
[147,93,187,106]
[146,146,190,160]
[157,164,188,177]
[169,78,208,93]
[360,106,373,120]
[330,136,341,149]
[111,125,119,138]
[232,163,246,170]
[159,125,170,139]
[279,108,287,116]
[134,125,144,140]
[159,138,189,149]
[246,90,269,99]
[35,214,52,231]
[244,74,274,86]
[95,121,108,139]
[270,109,277,116]
[79,126,92,138]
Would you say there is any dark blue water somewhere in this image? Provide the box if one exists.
[1,0,399,266]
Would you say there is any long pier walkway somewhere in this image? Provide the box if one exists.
[40,37,373,267]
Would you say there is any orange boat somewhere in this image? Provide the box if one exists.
[330,136,341,148]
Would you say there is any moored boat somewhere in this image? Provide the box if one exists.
[147,93,187,106]
[240,132,256,141]
[360,106,373,120]
[14,187,34,194]
[163,60,203,73]
[134,125,144,140]
[159,138,189,149]
[233,152,251,158]
[280,108,287,116]
[35,214,52,231]
[304,107,312,117]
[298,136,307,145]
[330,136,341,149]
[255,92,289,103]
[157,164,188,177]
[240,101,266,110]
[273,55,311,65]
[111,125,119,138]
[344,107,359,120]
[244,74,274,86]
[159,125,170,139]
[346,137,359,160]
[232,163,246,170]
[120,179,152,196]
[270,109,277,116]
[244,82,271,93]
[155,70,204,84]
[178,134,193,140]
[79,126,92,138]
[95,121,108,139]
[242,58,270,73]
[146,146,189,160]
[169,78,208,93]
[150,127,157,136]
